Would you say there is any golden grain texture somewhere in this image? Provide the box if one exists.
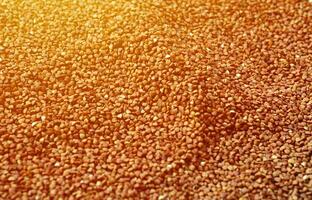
[0,0,311,199]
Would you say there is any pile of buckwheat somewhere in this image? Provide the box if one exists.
[0,0,311,199]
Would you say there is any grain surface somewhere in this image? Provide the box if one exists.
[0,0,311,199]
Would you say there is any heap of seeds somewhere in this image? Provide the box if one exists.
[0,0,311,199]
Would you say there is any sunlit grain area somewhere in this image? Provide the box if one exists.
[0,0,311,199]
